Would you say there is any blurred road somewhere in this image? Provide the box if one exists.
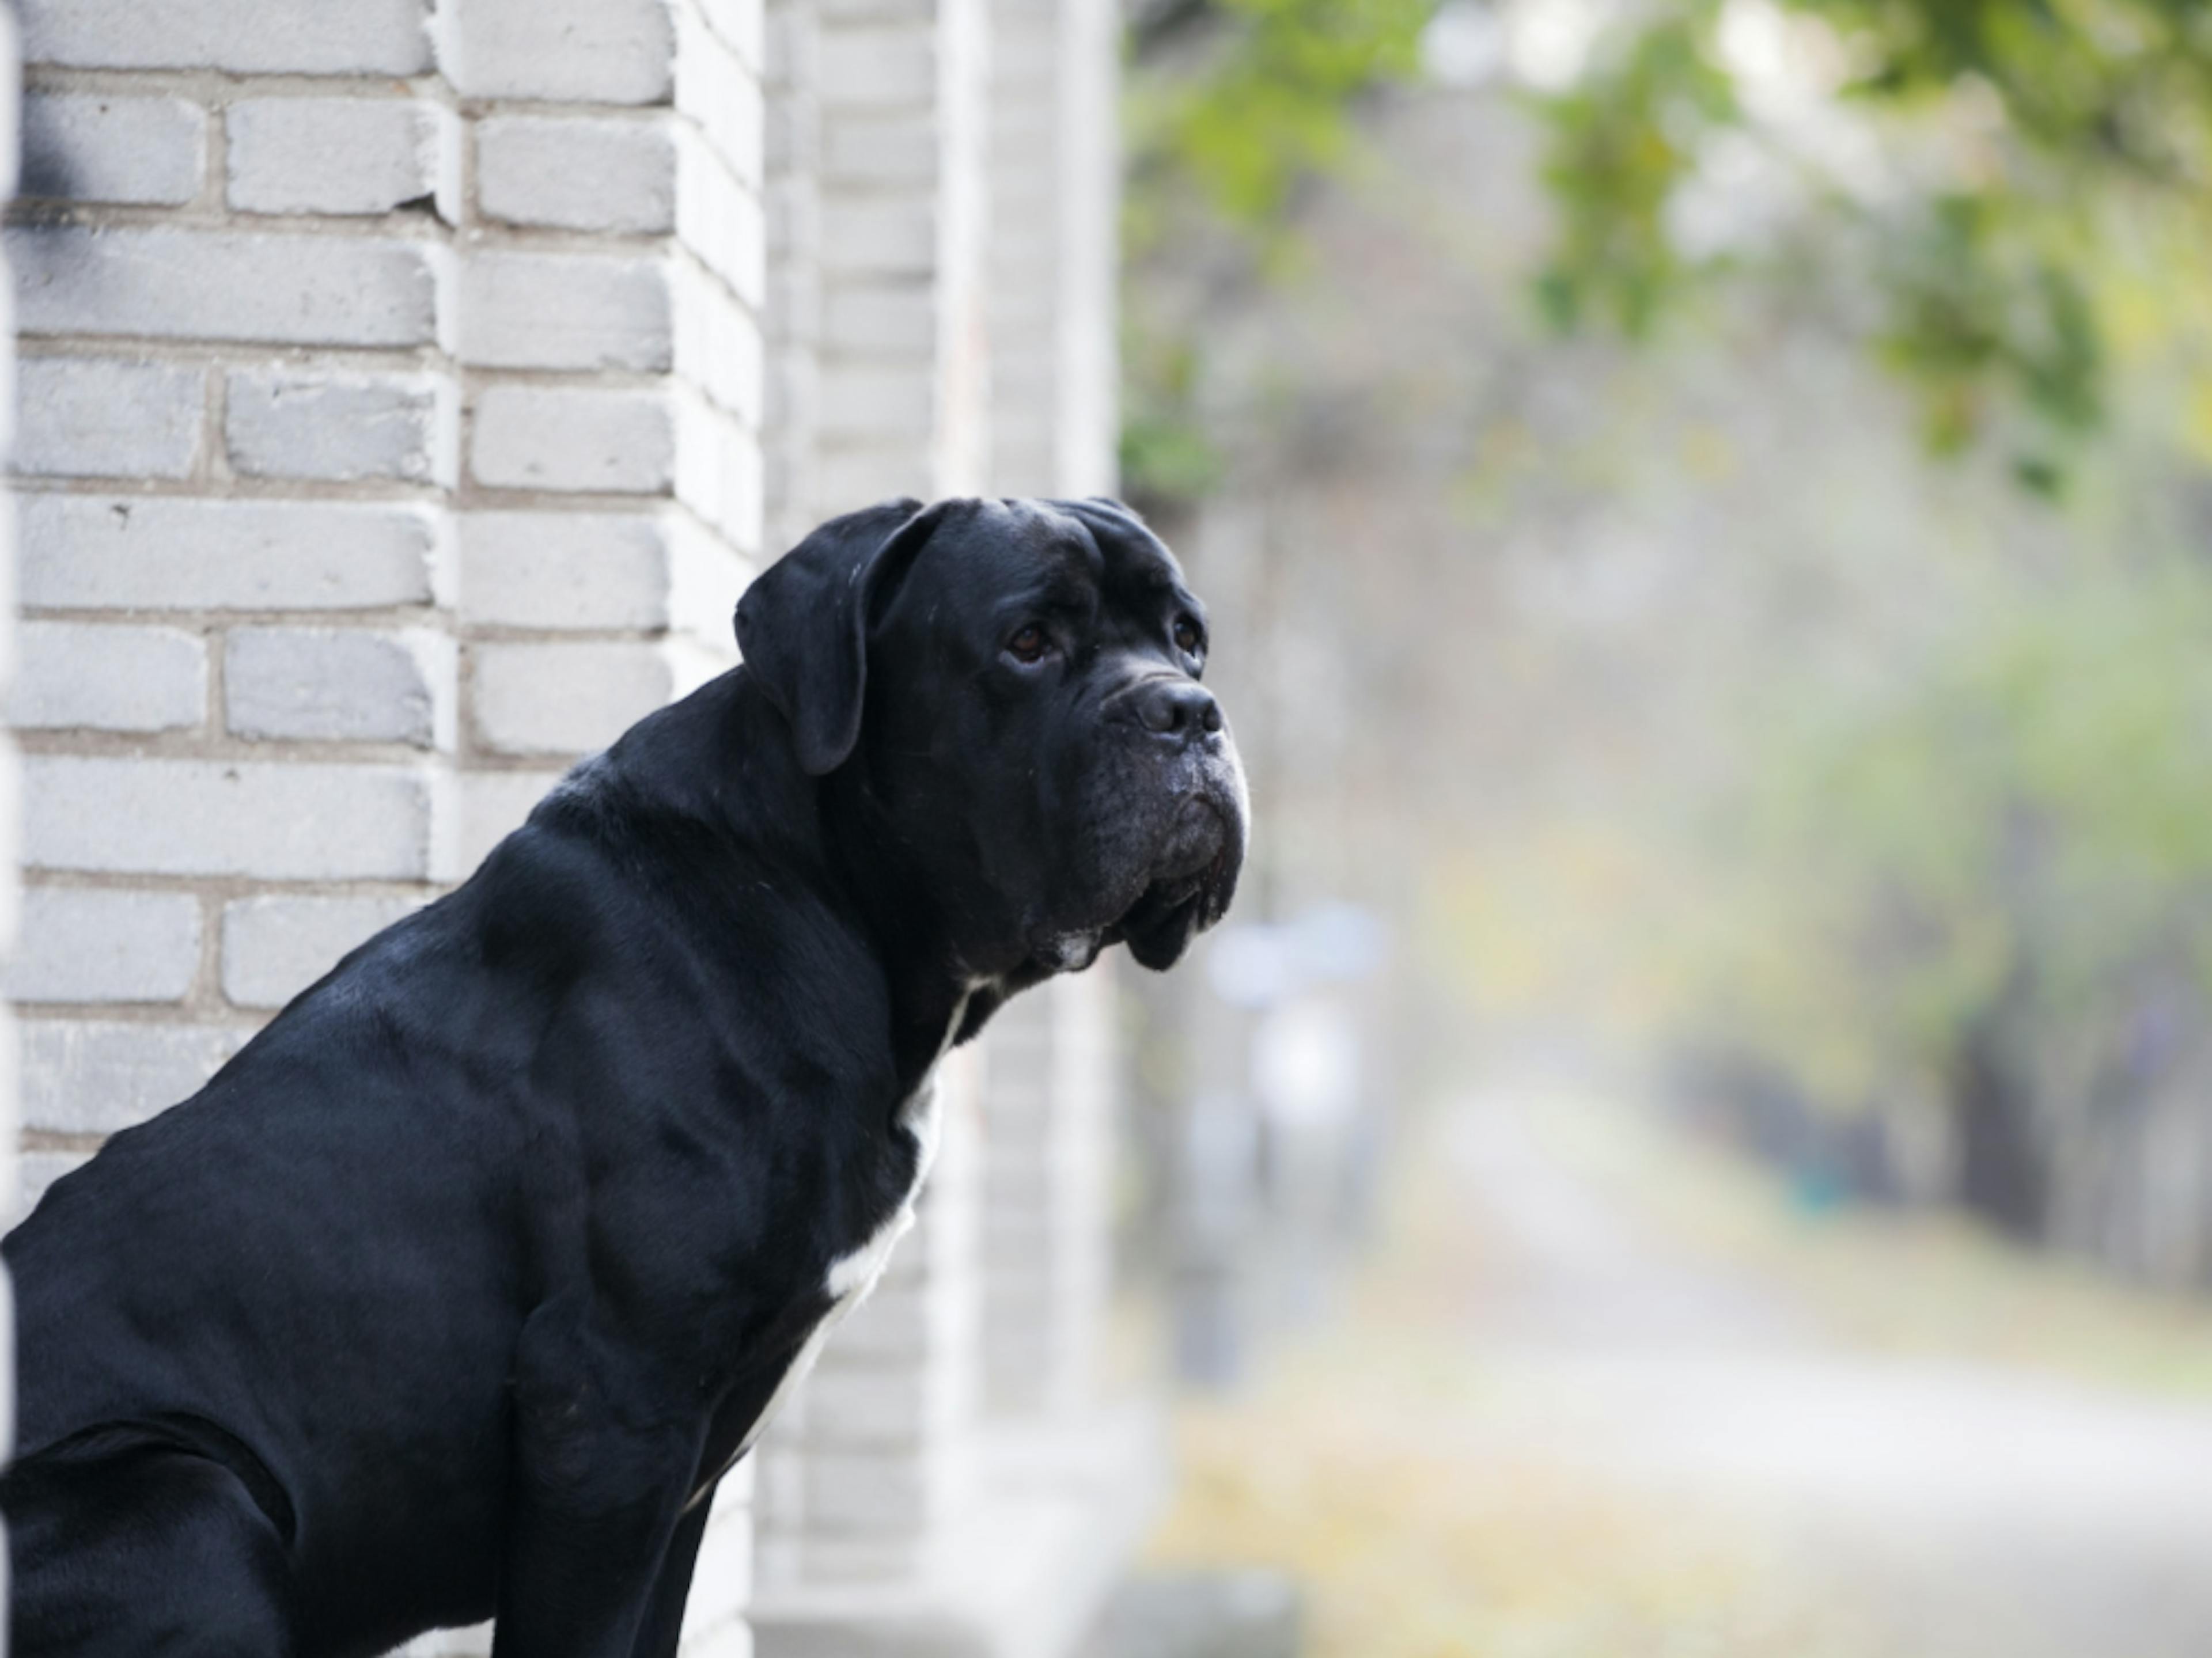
[1449,1094,2212,1658]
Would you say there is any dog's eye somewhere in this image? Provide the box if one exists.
[1173,617,1205,658]
[1006,624,1051,665]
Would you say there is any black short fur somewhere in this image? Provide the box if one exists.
[2,496,1247,1658]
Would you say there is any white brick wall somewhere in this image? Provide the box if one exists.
[225,367,457,486]
[221,894,427,1010]
[9,621,205,733]
[7,6,771,1046]
[20,495,449,610]
[16,357,206,479]
[9,226,452,348]
[7,886,201,1006]
[458,252,672,373]
[476,115,681,235]
[7,9,770,1651]
[225,627,457,749]
[21,0,434,75]
[21,92,205,204]
[226,96,459,219]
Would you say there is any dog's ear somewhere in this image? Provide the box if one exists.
[734,497,944,776]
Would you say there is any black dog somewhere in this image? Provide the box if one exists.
[2,496,1246,1657]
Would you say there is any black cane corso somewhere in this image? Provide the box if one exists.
[1,495,1247,1657]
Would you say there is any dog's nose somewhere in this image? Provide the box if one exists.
[1132,677,1223,744]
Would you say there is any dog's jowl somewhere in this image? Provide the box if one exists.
[1,497,1247,1658]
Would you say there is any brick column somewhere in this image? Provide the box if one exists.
[7,0,463,1210]
[448,0,766,878]
[7,1,767,1652]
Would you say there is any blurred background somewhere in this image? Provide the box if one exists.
[12,0,2212,1653]
[1109,2,2212,1654]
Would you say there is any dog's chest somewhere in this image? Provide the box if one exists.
[696,1069,945,1500]
[826,1067,944,1306]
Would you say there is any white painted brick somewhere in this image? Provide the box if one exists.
[470,641,675,757]
[460,511,670,631]
[21,0,432,74]
[817,0,938,17]
[759,1531,926,1589]
[9,621,206,734]
[797,1363,953,1448]
[819,25,933,107]
[17,1149,92,1225]
[20,1018,248,1136]
[813,444,933,510]
[801,1450,934,1533]
[224,627,456,749]
[392,1625,495,1658]
[828,1278,932,1359]
[673,394,764,548]
[470,385,675,494]
[476,115,675,234]
[819,363,931,438]
[8,887,202,1004]
[14,356,204,479]
[445,0,676,103]
[677,1621,752,1658]
[679,1491,754,1642]
[23,756,452,881]
[823,112,937,186]
[696,0,765,72]
[20,495,448,612]
[21,93,204,204]
[221,893,425,1010]
[9,226,449,349]
[458,509,748,637]
[676,135,767,309]
[822,288,931,358]
[459,252,671,372]
[225,367,456,485]
[672,261,765,426]
[227,97,458,221]
[820,199,935,275]
[675,8,766,188]
[456,769,560,873]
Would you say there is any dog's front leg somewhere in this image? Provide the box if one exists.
[490,1304,704,1658]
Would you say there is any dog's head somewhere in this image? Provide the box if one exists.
[736,496,1248,977]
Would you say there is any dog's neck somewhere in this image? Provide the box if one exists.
[818,771,1013,1092]
[589,668,1047,1098]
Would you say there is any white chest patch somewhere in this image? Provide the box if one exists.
[688,1062,950,1507]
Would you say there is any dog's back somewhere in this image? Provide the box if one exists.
[3,830,597,1653]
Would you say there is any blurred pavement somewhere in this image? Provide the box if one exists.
[1448,1094,2212,1658]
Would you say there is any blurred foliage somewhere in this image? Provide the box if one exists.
[1120,0,1434,508]
[1126,0,1432,246]
[1535,0,2212,480]
[1724,559,2212,1098]
[1123,0,2212,1260]
[1535,14,1737,336]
